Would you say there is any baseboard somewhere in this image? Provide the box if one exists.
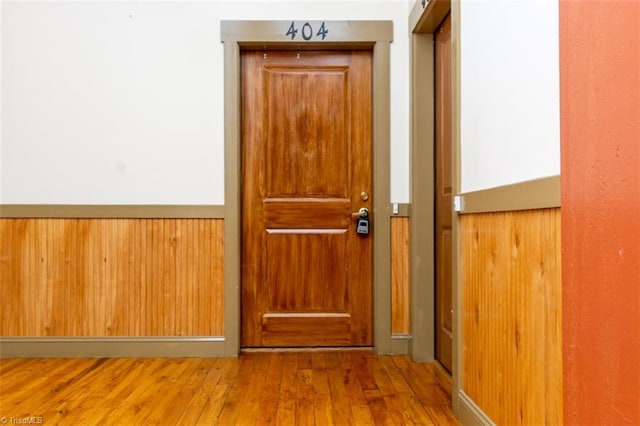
[0,336,412,358]
[0,337,230,358]
[390,334,411,354]
[457,390,496,426]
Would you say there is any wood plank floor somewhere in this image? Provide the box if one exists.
[0,350,459,425]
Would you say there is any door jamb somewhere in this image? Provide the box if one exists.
[409,0,461,414]
[221,20,394,355]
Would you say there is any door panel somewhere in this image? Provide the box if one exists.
[435,15,454,372]
[265,68,349,197]
[241,50,372,347]
[265,231,348,311]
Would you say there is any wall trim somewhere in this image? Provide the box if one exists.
[457,391,496,426]
[410,0,451,33]
[0,337,228,358]
[391,203,410,217]
[459,175,560,214]
[0,204,411,220]
[0,205,225,219]
[391,334,412,355]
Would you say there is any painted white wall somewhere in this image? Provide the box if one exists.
[460,0,560,193]
[1,0,410,205]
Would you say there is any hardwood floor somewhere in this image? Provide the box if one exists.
[0,350,458,425]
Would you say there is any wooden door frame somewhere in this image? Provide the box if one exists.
[221,20,393,356]
[409,0,461,413]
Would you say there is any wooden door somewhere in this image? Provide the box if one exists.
[241,50,373,347]
[435,15,453,372]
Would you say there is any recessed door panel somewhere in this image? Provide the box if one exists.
[265,67,349,198]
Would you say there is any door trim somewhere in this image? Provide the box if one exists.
[409,0,461,412]
[221,20,393,356]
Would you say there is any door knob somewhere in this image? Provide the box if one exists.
[353,208,370,235]
[352,207,369,218]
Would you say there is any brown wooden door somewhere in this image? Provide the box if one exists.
[241,50,373,347]
[435,15,453,372]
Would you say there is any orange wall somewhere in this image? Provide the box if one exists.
[560,1,640,424]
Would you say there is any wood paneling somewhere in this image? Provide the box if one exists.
[0,351,457,425]
[0,218,224,337]
[2,216,410,340]
[461,208,562,425]
[391,217,409,335]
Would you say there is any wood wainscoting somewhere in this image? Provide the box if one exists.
[2,215,410,350]
[0,218,224,337]
[391,217,410,335]
[461,208,562,424]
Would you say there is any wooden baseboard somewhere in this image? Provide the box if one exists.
[0,337,410,358]
[390,334,411,354]
[0,337,230,358]
[457,390,496,426]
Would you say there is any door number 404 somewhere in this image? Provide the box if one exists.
[286,21,329,41]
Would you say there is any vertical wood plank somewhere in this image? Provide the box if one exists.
[0,218,225,337]
[186,219,195,336]
[461,208,562,425]
[215,220,225,335]
[391,217,410,335]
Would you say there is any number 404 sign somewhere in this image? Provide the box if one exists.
[285,21,329,41]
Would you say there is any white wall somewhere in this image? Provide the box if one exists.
[460,0,560,193]
[1,0,410,205]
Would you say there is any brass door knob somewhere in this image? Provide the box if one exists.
[351,207,369,218]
